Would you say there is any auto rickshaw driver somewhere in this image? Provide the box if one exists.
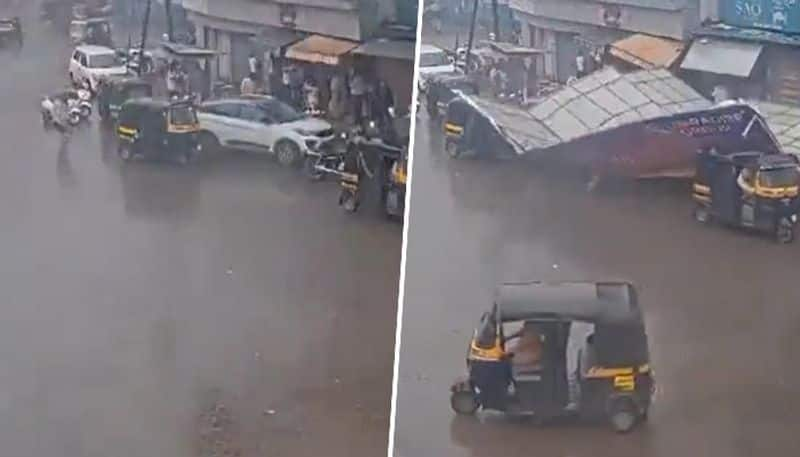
[505,322,543,371]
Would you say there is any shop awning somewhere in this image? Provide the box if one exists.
[249,26,302,51]
[351,39,415,61]
[160,42,219,58]
[680,38,763,77]
[285,35,359,65]
[484,41,545,56]
[609,34,684,69]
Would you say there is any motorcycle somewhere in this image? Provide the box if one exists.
[337,133,375,213]
[304,130,351,181]
[41,90,88,129]
[74,87,93,119]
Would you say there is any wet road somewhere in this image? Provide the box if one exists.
[0,10,399,457]
[393,105,800,456]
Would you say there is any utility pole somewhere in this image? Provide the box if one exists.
[464,0,479,74]
[138,0,152,76]
[165,0,174,42]
[491,0,499,40]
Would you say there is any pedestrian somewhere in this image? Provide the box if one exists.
[349,68,367,125]
[576,51,586,79]
[328,72,346,120]
[372,79,394,131]
[166,60,182,98]
[240,72,256,96]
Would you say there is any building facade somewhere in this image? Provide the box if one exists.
[181,0,416,107]
[509,0,701,82]
[679,0,800,104]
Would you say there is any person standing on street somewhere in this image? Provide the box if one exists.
[576,51,586,79]
[349,69,367,126]
[372,79,394,133]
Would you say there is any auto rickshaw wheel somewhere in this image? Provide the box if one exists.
[608,398,638,433]
[446,139,460,158]
[776,218,794,244]
[341,190,359,213]
[450,391,479,415]
[118,143,133,162]
[693,204,710,224]
[175,152,191,166]
[275,140,301,167]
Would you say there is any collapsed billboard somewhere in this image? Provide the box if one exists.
[457,67,782,179]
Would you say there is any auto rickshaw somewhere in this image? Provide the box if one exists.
[425,73,479,118]
[69,17,112,46]
[382,146,407,220]
[450,281,654,433]
[443,96,515,159]
[692,149,800,243]
[97,75,153,121]
[116,98,201,165]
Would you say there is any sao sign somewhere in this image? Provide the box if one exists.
[720,0,800,33]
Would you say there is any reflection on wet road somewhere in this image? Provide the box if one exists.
[393,110,800,457]
[0,10,399,457]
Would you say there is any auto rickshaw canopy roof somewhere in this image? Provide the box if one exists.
[495,281,642,324]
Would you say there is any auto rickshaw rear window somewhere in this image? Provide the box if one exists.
[170,105,198,125]
[759,166,800,188]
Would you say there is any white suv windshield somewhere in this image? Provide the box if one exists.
[420,52,449,67]
[88,53,119,68]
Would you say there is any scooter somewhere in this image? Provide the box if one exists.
[74,87,93,119]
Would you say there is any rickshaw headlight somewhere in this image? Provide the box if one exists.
[791,214,797,223]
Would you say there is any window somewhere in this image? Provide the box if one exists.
[240,104,270,123]
[759,167,800,188]
[169,105,198,126]
[79,53,88,67]
[203,103,241,118]
[420,51,449,67]
[72,50,81,62]
[260,99,304,123]
[87,53,119,69]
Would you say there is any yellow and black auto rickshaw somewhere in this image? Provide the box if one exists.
[425,73,479,118]
[116,98,201,165]
[443,95,515,159]
[98,75,153,121]
[382,145,407,220]
[450,281,654,433]
[692,149,800,243]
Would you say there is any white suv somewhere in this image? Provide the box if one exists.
[418,44,456,91]
[68,45,128,92]
[197,96,335,166]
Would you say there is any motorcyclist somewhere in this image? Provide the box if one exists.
[43,92,71,135]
